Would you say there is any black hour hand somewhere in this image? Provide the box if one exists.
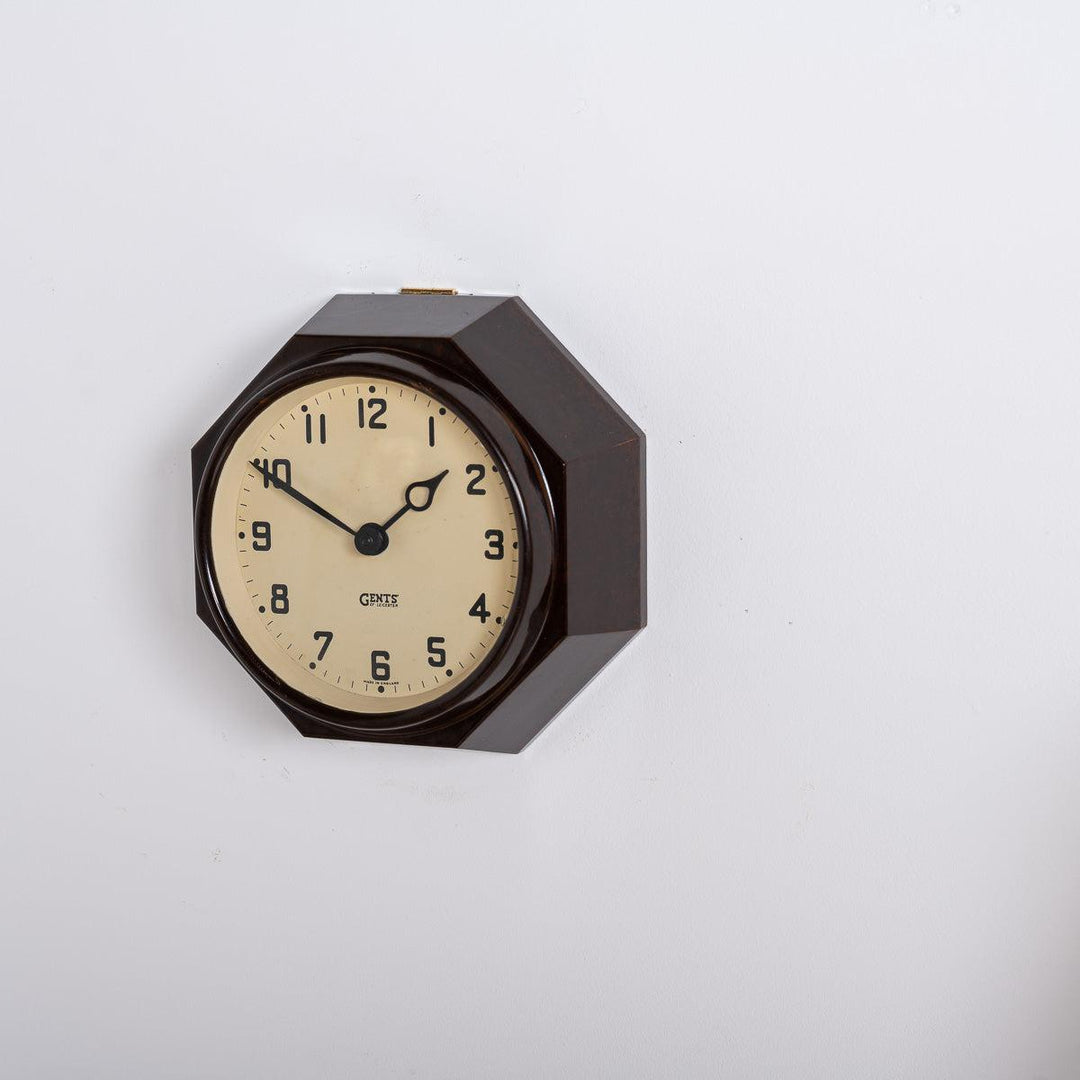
[381,469,449,531]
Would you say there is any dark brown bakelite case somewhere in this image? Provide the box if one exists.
[192,294,646,752]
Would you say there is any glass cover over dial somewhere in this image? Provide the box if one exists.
[209,374,521,715]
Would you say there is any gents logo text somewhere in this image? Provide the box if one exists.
[359,592,399,608]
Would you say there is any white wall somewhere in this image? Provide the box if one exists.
[3,2,1079,1077]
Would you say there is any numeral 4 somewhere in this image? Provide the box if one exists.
[468,593,491,623]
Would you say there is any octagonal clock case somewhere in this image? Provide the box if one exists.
[191,293,646,752]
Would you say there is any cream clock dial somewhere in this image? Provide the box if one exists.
[209,375,520,714]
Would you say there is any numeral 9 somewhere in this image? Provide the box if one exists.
[251,521,271,551]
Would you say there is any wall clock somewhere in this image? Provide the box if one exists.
[191,292,645,751]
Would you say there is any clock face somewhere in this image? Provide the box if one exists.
[208,374,521,716]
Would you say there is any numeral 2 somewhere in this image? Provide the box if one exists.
[465,464,486,495]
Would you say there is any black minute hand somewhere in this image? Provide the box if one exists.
[250,461,357,537]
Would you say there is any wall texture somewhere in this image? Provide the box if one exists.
[2,2,1079,1077]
